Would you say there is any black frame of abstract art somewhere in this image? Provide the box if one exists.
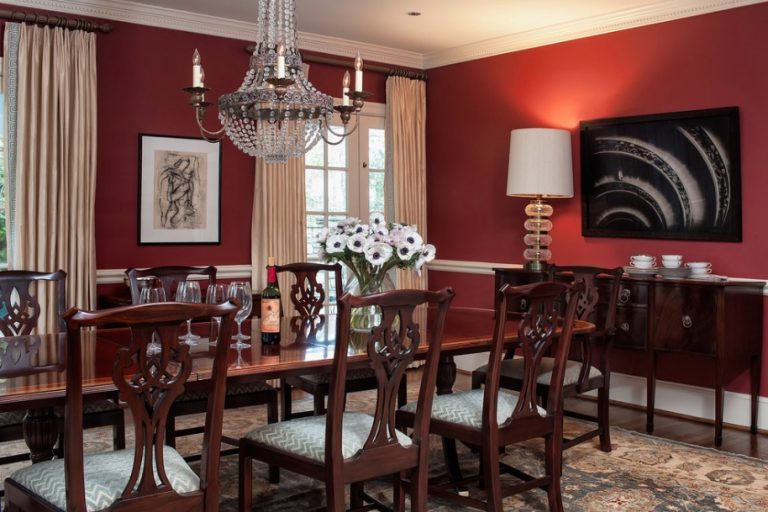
[580,107,741,241]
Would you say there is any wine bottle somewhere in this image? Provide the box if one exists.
[260,256,281,345]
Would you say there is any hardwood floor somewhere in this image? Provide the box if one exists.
[452,371,768,460]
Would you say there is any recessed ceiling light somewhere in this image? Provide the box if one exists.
[407,11,421,16]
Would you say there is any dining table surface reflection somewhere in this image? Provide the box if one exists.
[0,307,595,410]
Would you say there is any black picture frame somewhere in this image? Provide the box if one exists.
[138,134,222,245]
[580,107,741,241]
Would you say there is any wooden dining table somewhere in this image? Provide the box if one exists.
[0,307,594,463]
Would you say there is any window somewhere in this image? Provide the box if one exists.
[304,103,387,307]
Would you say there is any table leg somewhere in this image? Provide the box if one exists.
[23,408,59,463]
[437,354,457,396]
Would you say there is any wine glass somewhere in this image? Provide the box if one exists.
[206,283,227,346]
[227,281,252,349]
[176,280,202,345]
[139,283,166,355]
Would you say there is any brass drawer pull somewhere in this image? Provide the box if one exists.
[520,298,528,311]
[620,322,630,332]
[682,315,693,329]
[619,288,631,304]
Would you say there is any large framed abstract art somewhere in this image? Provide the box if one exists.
[580,107,741,241]
[138,134,222,245]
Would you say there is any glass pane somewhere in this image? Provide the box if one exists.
[369,171,385,214]
[327,125,346,168]
[328,170,347,213]
[305,168,325,212]
[305,140,324,167]
[368,128,385,170]
[306,214,326,258]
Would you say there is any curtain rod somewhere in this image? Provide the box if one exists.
[0,10,113,33]
[244,45,427,81]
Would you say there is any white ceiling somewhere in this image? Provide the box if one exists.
[118,0,661,54]
[5,0,765,68]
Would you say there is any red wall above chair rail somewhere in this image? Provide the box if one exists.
[0,2,384,270]
[425,3,768,395]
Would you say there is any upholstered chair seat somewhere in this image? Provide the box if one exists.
[245,411,413,463]
[474,358,603,387]
[400,388,547,430]
[8,446,198,512]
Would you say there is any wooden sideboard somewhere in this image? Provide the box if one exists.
[493,267,765,446]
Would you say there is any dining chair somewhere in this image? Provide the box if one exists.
[0,270,125,467]
[276,262,408,421]
[238,287,455,512]
[398,281,581,511]
[4,300,239,512]
[471,265,622,453]
[125,265,278,467]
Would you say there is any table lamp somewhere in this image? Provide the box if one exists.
[506,128,574,271]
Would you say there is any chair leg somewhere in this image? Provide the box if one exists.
[397,377,408,408]
[480,442,502,512]
[545,431,564,512]
[597,387,611,452]
[267,394,280,484]
[350,482,364,508]
[393,471,406,512]
[239,452,253,512]
[410,464,428,512]
[114,414,126,450]
[441,437,463,482]
[471,370,483,390]
[314,392,326,415]
[165,412,177,447]
[281,379,293,421]
[326,478,346,511]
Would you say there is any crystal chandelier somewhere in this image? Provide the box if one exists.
[183,0,370,164]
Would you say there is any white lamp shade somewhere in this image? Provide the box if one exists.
[506,128,574,198]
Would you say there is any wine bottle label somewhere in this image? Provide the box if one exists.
[261,298,280,333]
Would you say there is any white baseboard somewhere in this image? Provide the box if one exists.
[457,352,768,431]
[607,372,768,431]
[96,265,253,285]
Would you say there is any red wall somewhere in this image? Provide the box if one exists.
[93,21,386,273]
[426,4,768,395]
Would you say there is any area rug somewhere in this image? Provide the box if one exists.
[0,387,766,511]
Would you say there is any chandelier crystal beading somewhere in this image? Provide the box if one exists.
[183,0,370,164]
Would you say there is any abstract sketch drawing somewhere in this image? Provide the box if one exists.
[153,150,208,230]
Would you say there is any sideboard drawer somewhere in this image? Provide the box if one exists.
[612,307,648,350]
[653,285,719,356]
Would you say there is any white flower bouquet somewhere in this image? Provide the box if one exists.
[316,213,436,295]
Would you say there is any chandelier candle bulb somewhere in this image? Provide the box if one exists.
[192,48,202,87]
[342,70,350,106]
[355,52,363,92]
[276,42,286,79]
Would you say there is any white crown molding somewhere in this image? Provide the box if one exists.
[96,264,252,285]
[1,0,424,68]
[423,0,768,69]
[7,0,764,71]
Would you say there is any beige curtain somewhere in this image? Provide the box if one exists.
[5,24,97,332]
[386,75,428,291]
[251,157,307,315]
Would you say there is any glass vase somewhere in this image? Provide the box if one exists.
[344,272,395,333]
